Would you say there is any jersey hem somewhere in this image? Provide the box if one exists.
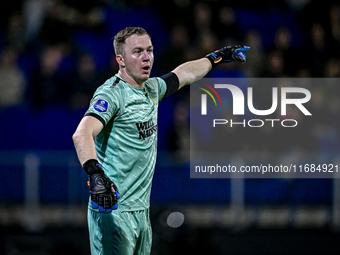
[88,202,150,212]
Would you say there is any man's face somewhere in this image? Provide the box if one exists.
[121,34,154,84]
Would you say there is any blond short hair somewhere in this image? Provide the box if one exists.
[113,27,151,56]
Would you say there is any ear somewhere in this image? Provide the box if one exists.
[116,54,125,67]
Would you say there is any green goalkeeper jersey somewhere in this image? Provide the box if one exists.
[85,74,167,211]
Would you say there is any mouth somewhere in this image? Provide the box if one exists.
[142,65,150,73]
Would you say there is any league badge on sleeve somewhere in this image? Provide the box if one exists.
[93,99,109,113]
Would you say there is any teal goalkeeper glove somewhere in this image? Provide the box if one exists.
[205,45,250,68]
[83,159,120,213]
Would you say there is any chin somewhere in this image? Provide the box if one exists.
[141,74,150,80]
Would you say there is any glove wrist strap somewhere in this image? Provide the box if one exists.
[205,54,220,69]
[83,159,104,176]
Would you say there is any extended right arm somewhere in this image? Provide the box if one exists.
[171,45,250,90]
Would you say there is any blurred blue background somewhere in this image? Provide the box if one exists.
[1,0,340,254]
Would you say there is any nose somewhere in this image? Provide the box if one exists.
[142,50,150,61]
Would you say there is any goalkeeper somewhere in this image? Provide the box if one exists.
[72,26,249,255]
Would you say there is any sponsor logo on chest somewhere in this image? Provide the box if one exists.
[135,119,157,140]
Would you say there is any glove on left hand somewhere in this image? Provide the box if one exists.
[205,45,250,68]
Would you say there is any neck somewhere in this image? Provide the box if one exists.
[118,69,145,89]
